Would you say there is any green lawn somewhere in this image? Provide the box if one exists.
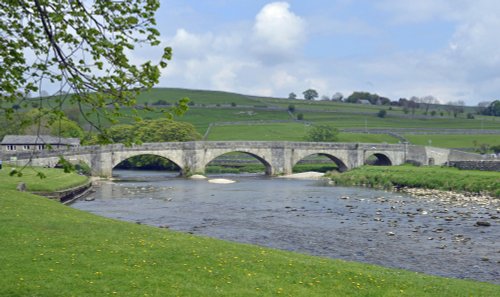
[1,185,499,296]
[0,166,88,192]
[404,134,500,148]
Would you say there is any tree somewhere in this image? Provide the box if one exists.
[0,1,185,141]
[303,89,318,101]
[446,100,465,118]
[409,96,419,116]
[320,95,330,101]
[331,92,343,101]
[417,95,439,114]
[377,109,387,118]
[21,109,84,139]
[305,125,339,142]
[134,119,201,143]
[287,104,296,113]
[288,92,297,100]
[105,119,201,169]
[481,100,500,116]
[345,91,389,105]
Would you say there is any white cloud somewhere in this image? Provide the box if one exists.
[251,2,306,63]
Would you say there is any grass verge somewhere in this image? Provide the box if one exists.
[328,165,500,198]
[0,166,89,192]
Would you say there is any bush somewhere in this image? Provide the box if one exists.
[152,99,170,106]
[297,113,304,120]
[377,109,387,118]
[305,125,339,142]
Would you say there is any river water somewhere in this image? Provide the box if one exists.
[71,170,500,284]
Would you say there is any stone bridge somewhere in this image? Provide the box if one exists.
[1,141,486,177]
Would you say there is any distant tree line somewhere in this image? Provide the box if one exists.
[288,89,500,117]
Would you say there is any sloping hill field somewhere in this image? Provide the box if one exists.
[57,88,500,150]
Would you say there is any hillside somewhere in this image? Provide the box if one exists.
[11,88,500,151]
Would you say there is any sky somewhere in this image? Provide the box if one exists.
[132,0,500,105]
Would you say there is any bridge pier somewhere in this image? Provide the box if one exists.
[90,150,113,178]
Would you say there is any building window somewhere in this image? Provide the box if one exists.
[37,145,44,150]
[23,145,30,150]
[6,145,16,151]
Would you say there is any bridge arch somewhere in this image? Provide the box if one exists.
[364,153,393,166]
[111,152,184,173]
[292,153,348,172]
[203,150,273,175]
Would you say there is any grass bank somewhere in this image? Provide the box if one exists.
[328,165,500,198]
[1,169,499,296]
[0,166,89,192]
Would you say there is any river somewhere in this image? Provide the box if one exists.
[71,170,500,284]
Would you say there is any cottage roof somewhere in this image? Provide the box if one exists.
[0,135,80,146]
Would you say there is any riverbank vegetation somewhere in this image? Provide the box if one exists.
[1,180,499,296]
[328,165,500,198]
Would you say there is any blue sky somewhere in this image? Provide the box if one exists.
[136,0,500,105]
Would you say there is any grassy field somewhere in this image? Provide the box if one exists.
[136,88,262,106]
[206,123,400,143]
[206,122,310,141]
[328,165,500,198]
[404,134,500,148]
[1,181,499,296]
[0,166,88,192]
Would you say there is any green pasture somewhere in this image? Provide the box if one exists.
[0,166,88,192]
[137,88,261,106]
[175,108,292,132]
[205,122,308,141]
[107,107,292,133]
[206,123,401,143]
[303,112,500,130]
[404,134,500,149]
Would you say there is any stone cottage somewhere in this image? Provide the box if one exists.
[0,135,80,152]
